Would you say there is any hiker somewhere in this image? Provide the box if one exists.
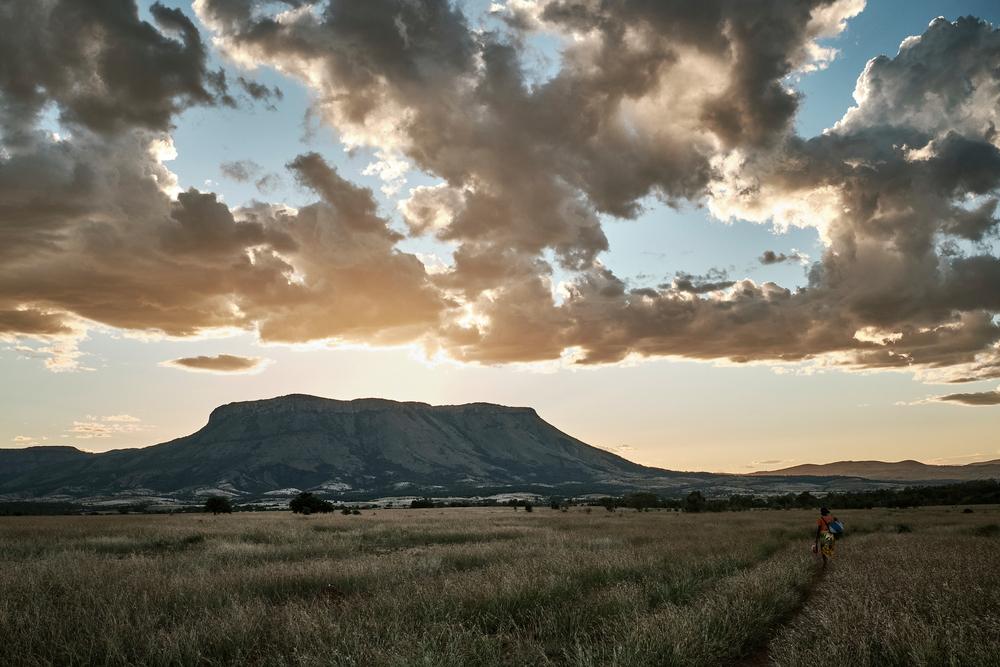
[813,507,841,568]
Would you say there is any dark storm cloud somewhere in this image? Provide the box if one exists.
[162,353,266,373]
[934,389,1000,406]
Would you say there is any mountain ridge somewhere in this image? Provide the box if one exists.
[752,458,1000,481]
[3,395,998,504]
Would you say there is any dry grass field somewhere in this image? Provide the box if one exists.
[1,506,997,666]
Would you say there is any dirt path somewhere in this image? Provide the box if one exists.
[733,563,826,667]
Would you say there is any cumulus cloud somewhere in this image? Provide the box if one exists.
[702,16,1000,377]
[0,1,447,368]
[0,1,231,140]
[190,0,884,365]
[3,1,1000,396]
[161,353,268,373]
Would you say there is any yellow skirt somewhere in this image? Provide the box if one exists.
[820,532,836,558]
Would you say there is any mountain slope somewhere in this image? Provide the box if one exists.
[752,459,1000,481]
[2,395,661,498]
[0,446,95,487]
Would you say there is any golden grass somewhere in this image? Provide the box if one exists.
[0,506,996,666]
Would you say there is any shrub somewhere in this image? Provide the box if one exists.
[685,491,707,513]
[290,492,333,514]
[524,503,533,513]
[204,496,232,515]
[623,492,660,511]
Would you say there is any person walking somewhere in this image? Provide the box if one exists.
[813,507,841,568]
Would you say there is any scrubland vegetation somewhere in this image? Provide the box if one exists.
[1,506,997,666]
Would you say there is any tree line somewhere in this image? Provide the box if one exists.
[2,480,998,516]
[583,479,1000,513]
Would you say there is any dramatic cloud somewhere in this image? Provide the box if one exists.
[0,1,446,367]
[3,1,1000,393]
[934,388,1000,407]
[162,353,268,373]
[0,0,231,140]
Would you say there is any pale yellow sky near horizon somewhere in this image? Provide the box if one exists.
[3,333,997,474]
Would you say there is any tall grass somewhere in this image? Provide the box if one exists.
[0,506,996,666]
[770,507,1000,667]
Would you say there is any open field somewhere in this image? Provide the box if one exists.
[1,507,998,666]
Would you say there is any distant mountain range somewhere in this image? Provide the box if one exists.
[752,459,1000,482]
[2,394,997,506]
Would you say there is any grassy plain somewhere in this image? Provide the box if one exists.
[0,506,997,666]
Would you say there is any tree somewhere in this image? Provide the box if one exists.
[289,492,333,514]
[623,492,660,511]
[205,496,233,515]
[796,491,817,508]
[684,491,706,513]
[524,502,533,513]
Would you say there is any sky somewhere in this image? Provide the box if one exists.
[2,0,999,473]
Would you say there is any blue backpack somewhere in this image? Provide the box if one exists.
[828,519,844,537]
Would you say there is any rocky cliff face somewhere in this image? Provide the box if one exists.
[1,395,658,498]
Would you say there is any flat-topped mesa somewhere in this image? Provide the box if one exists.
[207,394,537,424]
[2,393,642,499]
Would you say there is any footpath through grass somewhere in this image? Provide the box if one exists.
[0,506,997,666]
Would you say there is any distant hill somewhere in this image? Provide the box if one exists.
[751,459,1000,482]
